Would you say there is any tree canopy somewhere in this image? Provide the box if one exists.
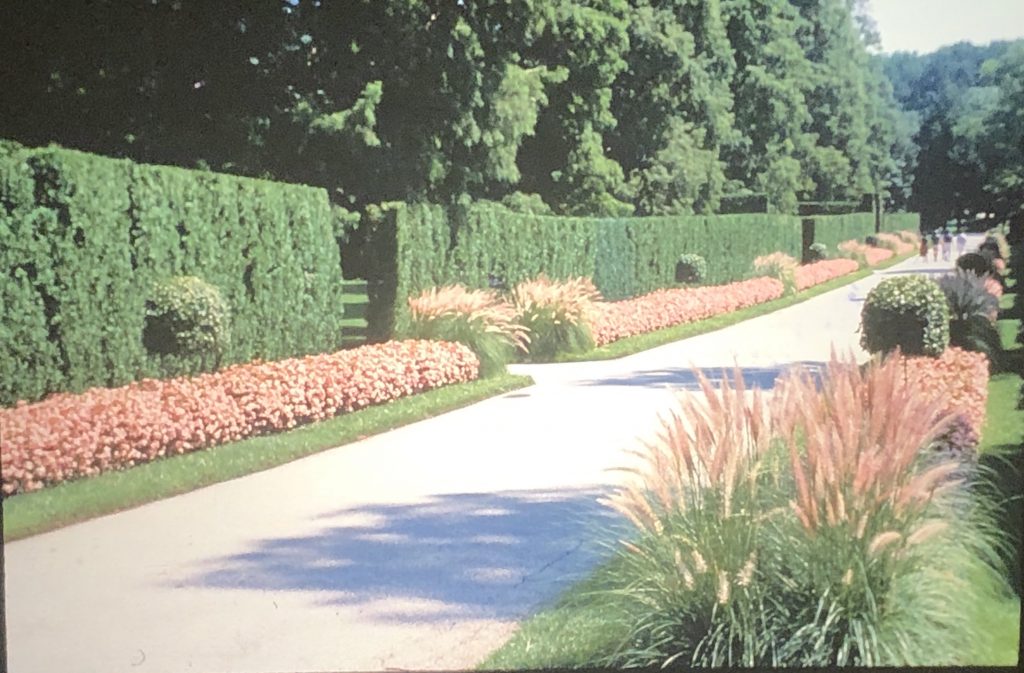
[0,0,919,216]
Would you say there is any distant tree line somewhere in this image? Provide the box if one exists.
[883,39,1024,233]
[0,0,920,217]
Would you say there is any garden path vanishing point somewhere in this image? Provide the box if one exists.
[3,240,976,673]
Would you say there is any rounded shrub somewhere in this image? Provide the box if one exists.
[807,242,829,262]
[956,252,994,277]
[144,276,231,360]
[675,253,708,284]
[865,234,879,247]
[861,275,950,357]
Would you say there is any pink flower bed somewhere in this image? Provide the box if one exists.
[984,276,1003,299]
[591,277,785,346]
[795,259,860,291]
[1,340,479,495]
[897,347,989,437]
[865,247,895,265]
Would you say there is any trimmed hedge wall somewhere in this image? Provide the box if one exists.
[362,202,802,340]
[811,213,878,251]
[1,145,344,406]
[881,212,921,233]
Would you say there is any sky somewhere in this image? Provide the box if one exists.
[868,0,1024,54]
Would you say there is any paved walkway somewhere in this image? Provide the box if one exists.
[3,245,971,672]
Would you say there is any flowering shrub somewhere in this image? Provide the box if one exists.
[1,340,479,495]
[896,346,989,437]
[861,275,950,357]
[795,258,859,291]
[984,275,1003,299]
[591,277,785,346]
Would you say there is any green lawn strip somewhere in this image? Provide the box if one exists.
[478,554,633,670]
[3,373,532,541]
[555,256,912,364]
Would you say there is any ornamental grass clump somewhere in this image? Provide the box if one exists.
[599,368,777,667]
[937,271,1003,367]
[766,353,969,666]
[511,275,601,360]
[405,285,528,377]
[753,252,798,295]
[594,354,1006,668]
[861,275,950,357]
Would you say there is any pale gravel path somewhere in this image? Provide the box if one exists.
[2,243,971,673]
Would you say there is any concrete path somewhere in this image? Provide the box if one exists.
[2,244,971,673]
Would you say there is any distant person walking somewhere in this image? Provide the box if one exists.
[919,235,929,262]
[956,229,968,256]
[942,229,953,261]
[931,230,941,261]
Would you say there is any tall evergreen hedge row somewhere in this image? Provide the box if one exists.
[1,145,344,405]
[812,213,878,251]
[881,212,921,233]
[362,203,803,340]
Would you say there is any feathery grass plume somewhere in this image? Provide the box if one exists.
[600,367,780,668]
[511,275,601,360]
[753,252,798,295]
[897,230,921,245]
[773,350,959,538]
[837,240,868,267]
[404,285,529,377]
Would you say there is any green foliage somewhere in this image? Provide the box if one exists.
[362,202,805,340]
[957,252,995,277]
[1,0,916,218]
[498,191,553,215]
[0,144,343,405]
[510,276,600,361]
[675,254,708,284]
[881,212,921,233]
[813,213,878,251]
[861,276,950,357]
[808,242,829,261]
[937,271,1003,367]
[144,276,230,368]
[404,315,511,379]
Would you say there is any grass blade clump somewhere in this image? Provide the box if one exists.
[594,353,1012,667]
[512,275,601,361]
[404,285,528,377]
[753,252,798,296]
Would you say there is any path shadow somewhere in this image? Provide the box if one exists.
[577,363,827,391]
[174,487,624,622]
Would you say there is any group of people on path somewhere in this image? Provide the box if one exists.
[919,228,967,262]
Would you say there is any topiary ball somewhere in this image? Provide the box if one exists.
[144,276,231,358]
[957,252,994,277]
[861,275,950,357]
[675,253,708,284]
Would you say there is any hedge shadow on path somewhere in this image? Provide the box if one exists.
[175,487,624,623]
[576,363,828,391]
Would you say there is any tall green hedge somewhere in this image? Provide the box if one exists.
[1,144,344,405]
[881,212,921,233]
[811,213,878,251]
[362,203,802,340]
